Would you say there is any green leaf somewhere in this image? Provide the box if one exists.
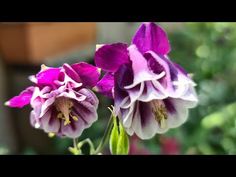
[109,115,130,155]
[116,124,129,155]
[109,116,119,155]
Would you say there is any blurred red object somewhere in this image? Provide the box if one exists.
[129,135,150,155]
[160,136,180,155]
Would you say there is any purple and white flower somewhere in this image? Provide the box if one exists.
[5,62,100,138]
[95,22,198,139]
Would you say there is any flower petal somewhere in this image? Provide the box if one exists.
[5,86,34,108]
[63,63,81,83]
[144,51,174,94]
[131,101,159,139]
[36,68,61,87]
[114,84,129,116]
[165,98,189,129]
[60,117,85,138]
[115,63,134,89]
[95,43,130,72]
[119,104,135,128]
[138,81,167,102]
[122,82,145,109]
[72,62,100,88]
[124,45,165,89]
[132,22,171,55]
[94,72,114,98]
[40,109,61,133]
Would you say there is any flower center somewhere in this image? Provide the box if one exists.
[151,100,168,129]
[55,97,79,126]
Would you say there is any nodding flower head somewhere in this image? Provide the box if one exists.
[5,62,100,138]
[94,22,198,139]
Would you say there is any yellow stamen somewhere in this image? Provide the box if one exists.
[72,116,79,121]
[151,100,168,129]
[55,97,74,126]
[64,118,71,126]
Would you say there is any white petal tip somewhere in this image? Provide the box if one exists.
[41,64,48,71]
[28,75,37,83]
[4,101,9,106]
[92,86,99,92]
[97,68,102,73]
[96,44,104,51]
[34,122,40,129]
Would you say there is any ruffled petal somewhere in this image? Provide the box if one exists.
[36,68,61,87]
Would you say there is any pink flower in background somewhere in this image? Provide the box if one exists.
[129,135,150,155]
[5,62,100,138]
[160,136,180,155]
[95,22,198,140]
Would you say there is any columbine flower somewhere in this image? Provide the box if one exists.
[94,22,198,139]
[5,62,100,138]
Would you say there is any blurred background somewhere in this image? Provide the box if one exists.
[0,22,236,155]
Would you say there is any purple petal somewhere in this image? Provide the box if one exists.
[5,86,34,108]
[73,89,99,126]
[95,72,114,98]
[165,98,189,128]
[131,101,159,139]
[60,116,85,138]
[119,105,135,128]
[72,100,98,128]
[163,99,176,114]
[63,63,81,83]
[115,63,134,89]
[36,68,61,87]
[77,88,99,108]
[125,45,165,89]
[72,62,100,88]
[40,108,61,133]
[114,87,129,115]
[138,81,167,102]
[144,51,174,93]
[123,83,145,109]
[132,22,171,55]
[173,62,188,76]
[95,43,130,72]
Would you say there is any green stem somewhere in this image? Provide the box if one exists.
[73,138,78,149]
[77,138,95,154]
[94,115,114,155]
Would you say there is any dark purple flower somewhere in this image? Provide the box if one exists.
[94,22,198,139]
[5,62,100,138]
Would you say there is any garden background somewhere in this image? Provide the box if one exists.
[0,22,235,154]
